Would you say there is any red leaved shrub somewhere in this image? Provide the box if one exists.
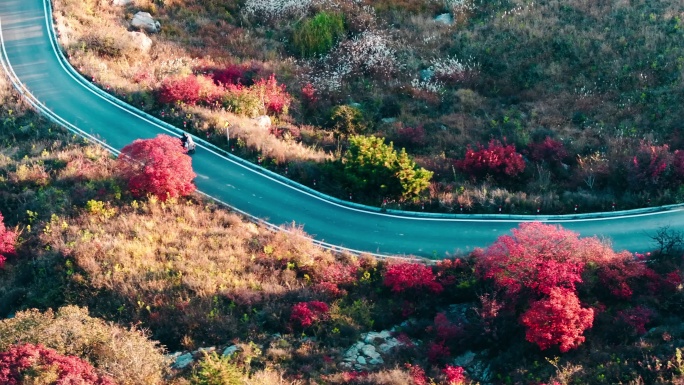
[405,363,428,385]
[455,140,525,181]
[443,365,467,385]
[596,255,655,299]
[394,125,427,149]
[476,222,588,297]
[626,141,672,191]
[433,312,462,342]
[0,212,17,269]
[116,134,196,201]
[0,343,115,385]
[211,64,246,86]
[520,287,594,352]
[158,75,201,105]
[527,137,567,164]
[427,341,450,364]
[253,74,292,115]
[616,306,654,335]
[384,263,443,295]
[290,301,329,328]
[301,82,317,105]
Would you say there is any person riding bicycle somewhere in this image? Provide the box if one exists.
[181,133,195,153]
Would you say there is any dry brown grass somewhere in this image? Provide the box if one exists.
[0,306,169,385]
[38,195,350,348]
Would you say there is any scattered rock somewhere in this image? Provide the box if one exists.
[254,115,271,129]
[130,12,161,34]
[420,69,434,81]
[469,360,493,382]
[453,350,476,367]
[112,0,132,5]
[172,353,193,369]
[381,117,397,124]
[435,13,454,25]
[196,346,216,355]
[222,345,239,357]
[127,31,152,52]
[342,330,411,370]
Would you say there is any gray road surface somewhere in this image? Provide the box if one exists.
[1,0,683,258]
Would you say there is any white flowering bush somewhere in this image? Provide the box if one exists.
[411,77,445,94]
[308,62,352,92]
[305,30,398,93]
[429,55,476,81]
[438,0,475,12]
[243,0,313,20]
[339,31,398,76]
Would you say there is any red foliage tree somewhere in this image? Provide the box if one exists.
[596,253,655,299]
[290,301,329,328]
[212,64,246,86]
[443,365,467,385]
[158,75,201,105]
[394,125,427,149]
[616,306,654,335]
[116,134,196,201]
[301,82,317,105]
[520,287,594,352]
[252,74,292,115]
[672,149,684,183]
[626,141,672,190]
[0,343,115,385]
[476,222,593,297]
[432,312,462,342]
[383,263,443,295]
[455,140,525,181]
[527,137,568,164]
[0,212,17,269]
[427,341,450,364]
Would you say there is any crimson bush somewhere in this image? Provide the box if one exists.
[520,287,594,352]
[455,140,525,181]
[383,263,443,295]
[290,301,329,328]
[116,134,196,201]
[157,75,201,105]
[0,212,17,269]
[0,343,115,385]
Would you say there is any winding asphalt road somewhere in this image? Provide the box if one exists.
[1,0,684,258]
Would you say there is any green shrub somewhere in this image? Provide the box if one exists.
[222,90,264,118]
[292,12,345,57]
[329,105,366,139]
[191,352,244,385]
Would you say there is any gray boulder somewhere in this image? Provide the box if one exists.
[172,353,193,369]
[127,31,153,52]
[254,115,272,129]
[131,12,161,33]
[112,0,132,5]
[435,13,454,25]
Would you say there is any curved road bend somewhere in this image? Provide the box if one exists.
[2,0,684,258]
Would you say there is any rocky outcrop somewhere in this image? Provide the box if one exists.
[435,13,454,25]
[130,12,161,34]
[127,31,153,53]
[254,115,271,129]
[342,330,409,370]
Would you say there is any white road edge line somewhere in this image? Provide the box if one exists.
[38,0,684,225]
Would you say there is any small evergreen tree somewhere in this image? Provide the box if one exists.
[343,135,433,201]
